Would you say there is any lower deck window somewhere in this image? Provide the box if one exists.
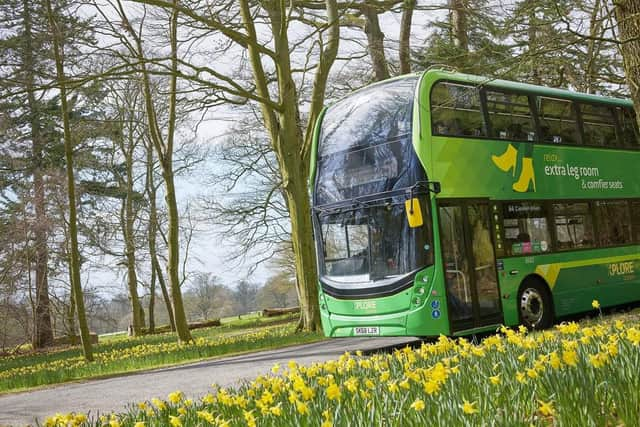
[498,199,638,258]
[553,203,595,250]
[502,202,551,256]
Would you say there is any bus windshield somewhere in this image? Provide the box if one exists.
[318,197,432,292]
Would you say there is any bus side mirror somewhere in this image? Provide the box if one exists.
[405,198,423,228]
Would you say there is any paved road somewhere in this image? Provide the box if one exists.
[0,337,418,426]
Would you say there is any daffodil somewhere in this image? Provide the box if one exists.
[423,380,440,395]
[326,383,342,401]
[242,410,256,427]
[196,411,215,423]
[549,352,562,369]
[461,399,478,414]
[538,400,555,416]
[562,350,578,367]
[592,300,600,309]
[295,400,309,415]
[168,391,183,404]
[410,398,426,411]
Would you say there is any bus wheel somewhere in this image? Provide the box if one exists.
[518,281,553,330]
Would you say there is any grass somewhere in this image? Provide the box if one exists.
[0,313,323,394]
[41,305,640,427]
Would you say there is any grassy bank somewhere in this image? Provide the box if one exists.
[44,306,640,427]
[0,315,323,394]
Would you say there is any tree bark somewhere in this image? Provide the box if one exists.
[399,0,415,75]
[22,0,53,349]
[163,169,191,340]
[582,0,603,93]
[153,254,175,331]
[45,0,93,361]
[66,287,77,344]
[615,0,640,125]
[145,140,157,333]
[144,136,173,332]
[450,0,469,51]
[363,4,390,81]
[527,1,542,85]
[119,126,143,335]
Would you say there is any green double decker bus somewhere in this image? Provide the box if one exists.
[310,69,640,337]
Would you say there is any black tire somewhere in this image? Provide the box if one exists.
[518,279,554,330]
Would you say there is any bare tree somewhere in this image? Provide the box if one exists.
[188,272,221,321]
[45,0,93,361]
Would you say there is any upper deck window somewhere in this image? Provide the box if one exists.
[617,107,640,148]
[316,78,421,206]
[431,82,486,137]
[538,98,580,145]
[579,103,617,147]
[485,90,536,141]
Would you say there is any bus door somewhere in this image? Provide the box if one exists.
[438,201,503,332]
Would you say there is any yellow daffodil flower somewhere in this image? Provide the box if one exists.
[410,398,426,411]
[461,399,478,414]
[538,400,555,417]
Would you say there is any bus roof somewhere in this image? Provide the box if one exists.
[422,69,634,108]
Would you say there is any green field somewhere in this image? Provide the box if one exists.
[0,314,323,394]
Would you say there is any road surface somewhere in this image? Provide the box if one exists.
[0,337,418,426]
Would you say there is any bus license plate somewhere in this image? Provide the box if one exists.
[354,327,379,336]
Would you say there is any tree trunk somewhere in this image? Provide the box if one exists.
[153,255,175,331]
[145,139,172,332]
[66,288,77,344]
[363,4,390,81]
[45,0,93,361]
[399,0,415,75]
[582,0,603,93]
[121,136,143,335]
[22,0,53,349]
[163,169,191,341]
[120,198,142,335]
[615,0,640,125]
[450,0,469,51]
[148,257,156,333]
[284,181,321,331]
[266,2,322,331]
[146,141,157,333]
[526,0,542,85]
